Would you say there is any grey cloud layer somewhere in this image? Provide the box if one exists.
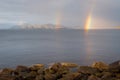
[0,0,120,28]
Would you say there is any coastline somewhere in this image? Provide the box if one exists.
[0,60,120,80]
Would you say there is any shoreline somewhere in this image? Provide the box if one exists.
[0,60,120,80]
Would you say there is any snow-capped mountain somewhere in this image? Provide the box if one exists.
[12,23,65,29]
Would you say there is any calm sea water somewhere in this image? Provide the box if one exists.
[0,29,120,68]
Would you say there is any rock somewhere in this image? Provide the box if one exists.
[44,73,57,80]
[0,61,119,80]
[116,73,120,78]
[109,60,120,73]
[28,71,37,78]
[47,63,70,79]
[14,71,37,80]
[59,72,81,80]
[37,67,44,74]
[29,64,44,71]
[95,72,103,77]
[15,65,29,72]
[101,72,112,79]
[0,76,15,80]
[88,75,101,80]
[0,68,14,80]
[101,77,118,80]
[49,63,69,74]
[109,60,120,67]
[36,75,44,80]
[92,62,109,70]
[78,66,98,74]
[60,62,78,68]
[0,68,14,75]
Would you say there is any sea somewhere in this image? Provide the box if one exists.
[0,29,120,68]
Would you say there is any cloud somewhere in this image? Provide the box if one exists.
[0,0,120,28]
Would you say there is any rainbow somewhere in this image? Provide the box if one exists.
[85,13,92,31]
[55,11,62,30]
[84,0,96,31]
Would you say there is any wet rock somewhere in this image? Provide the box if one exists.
[61,62,78,68]
[0,76,15,80]
[14,71,37,80]
[44,73,57,80]
[0,68,14,80]
[59,72,81,80]
[116,73,120,78]
[109,60,120,73]
[15,65,29,73]
[36,75,44,80]
[101,77,118,80]
[88,75,101,80]
[49,63,70,74]
[28,71,37,78]
[109,60,120,67]
[37,67,44,74]
[95,72,103,77]
[101,72,112,79]
[49,63,62,72]
[0,61,119,80]
[78,66,98,74]
[29,64,44,71]
[0,68,14,75]
[92,62,109,70]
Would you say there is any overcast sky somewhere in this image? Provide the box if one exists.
[0,0,120,29]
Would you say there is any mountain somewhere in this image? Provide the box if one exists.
[0,23,15,29]
[11,23,66,29]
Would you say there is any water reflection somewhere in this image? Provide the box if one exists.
[84,31,96,64]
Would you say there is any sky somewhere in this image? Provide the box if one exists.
[0,0,120,29]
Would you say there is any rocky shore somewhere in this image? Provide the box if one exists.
[0,61,120,80]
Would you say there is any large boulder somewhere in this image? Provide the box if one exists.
[78,66,98,74]
[101,72,112,79]
[59,72,81,80]
[92,62,109,70]
[0,68,15,80]
[35,74,44,80]
[49,63,70,74]
[29,64,44,71]
[15,65,29,73]
[109,60,120,73]
[44,73,57,80]
[0,68,14,75]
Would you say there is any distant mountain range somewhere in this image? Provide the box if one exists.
[11,23,83,30]
[11,23,68,29]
